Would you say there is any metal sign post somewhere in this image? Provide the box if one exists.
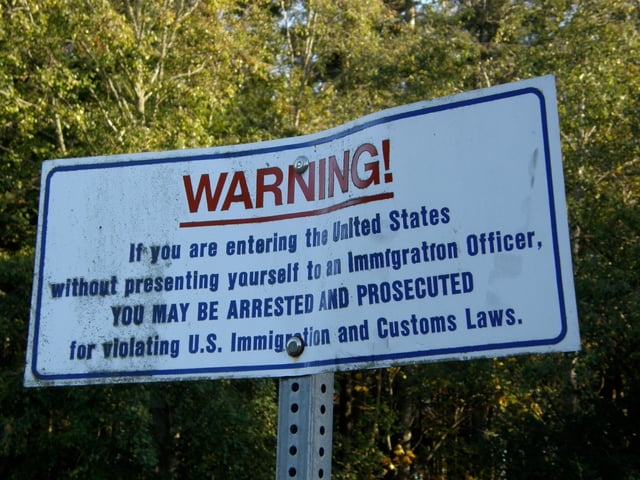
[276,372,334,480]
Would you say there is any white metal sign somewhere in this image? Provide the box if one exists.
[25,76,579,386]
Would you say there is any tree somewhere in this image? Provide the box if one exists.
[1,2,282,479]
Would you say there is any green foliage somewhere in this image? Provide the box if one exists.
[1,0,639,478]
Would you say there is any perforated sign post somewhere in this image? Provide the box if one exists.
[25,76,579,479]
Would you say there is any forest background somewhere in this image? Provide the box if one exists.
[0,1,638,479]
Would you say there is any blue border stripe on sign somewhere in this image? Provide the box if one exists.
[32,85,567,381]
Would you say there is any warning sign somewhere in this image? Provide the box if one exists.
[25,75,580,386]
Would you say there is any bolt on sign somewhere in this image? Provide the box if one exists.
[25,76,580,387]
